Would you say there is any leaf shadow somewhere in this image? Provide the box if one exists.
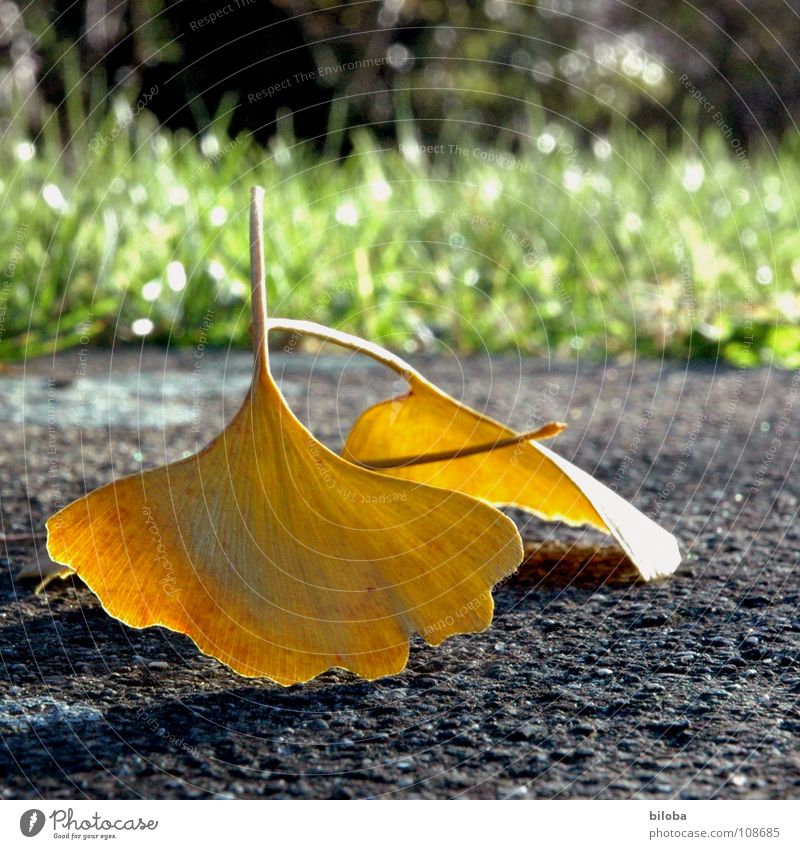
[507,539,642,591]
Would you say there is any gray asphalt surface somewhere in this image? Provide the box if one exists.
[1,346,798,799]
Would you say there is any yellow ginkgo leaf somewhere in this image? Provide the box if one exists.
[321,327,680,581]
[45,188,523,686]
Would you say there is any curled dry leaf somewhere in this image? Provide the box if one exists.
[244,317,679,579]
[45,189,523,686]
[329,328,682,582]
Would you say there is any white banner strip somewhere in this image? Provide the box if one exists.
[2,799,798,848]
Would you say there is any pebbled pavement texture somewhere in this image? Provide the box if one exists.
[1,345,798,799]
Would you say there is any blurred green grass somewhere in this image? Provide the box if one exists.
[2,90,799,366]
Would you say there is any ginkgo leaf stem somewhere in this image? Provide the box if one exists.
[352,422,567,469]
[250,186,268,372]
